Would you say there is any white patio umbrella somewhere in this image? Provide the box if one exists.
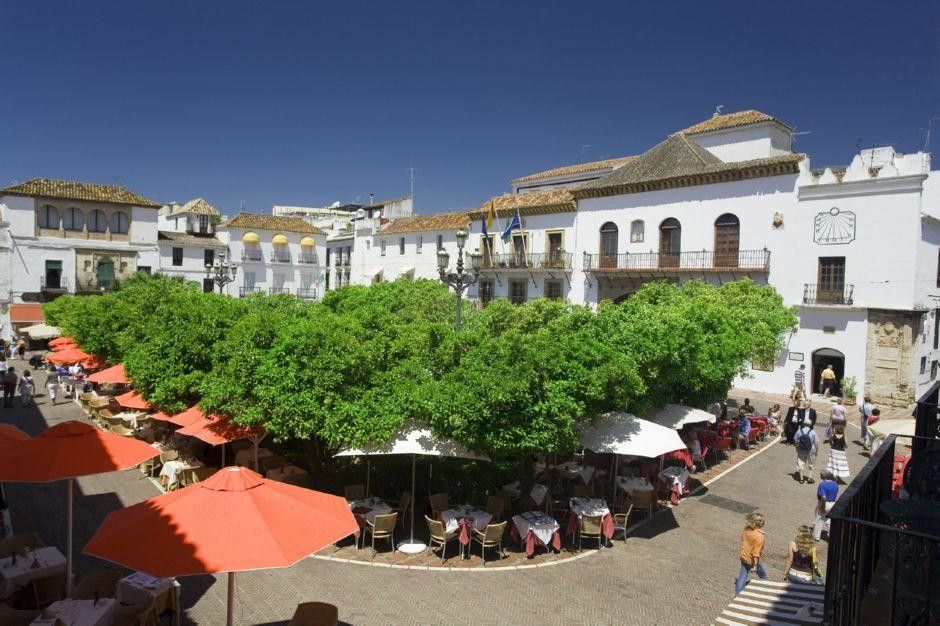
[20,323,62,340]
[645,404,716,430]
[335,425,490,554]
[578,411,687,489]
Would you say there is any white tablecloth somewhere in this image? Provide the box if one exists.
[160,459,204,487]
[529,484,549,505]
[569,498,609,519]
[117,571,180,620]
[115,411,143,428]
[235,447,272,467]
[501,481,522,499]
[558,461,595,484]
[441,505,492,534]
[617,476,654,494]
[659,466,690,492]
[32,598,117,626]
[348,499,392,526]
[512,512,559,546]
[266,465,308,482]
[0,546,66,599]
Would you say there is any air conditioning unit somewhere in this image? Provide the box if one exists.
[352,208,366,220]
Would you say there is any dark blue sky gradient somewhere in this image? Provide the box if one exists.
[1,1,937,213]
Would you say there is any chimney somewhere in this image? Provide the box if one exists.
[369,193,375,204]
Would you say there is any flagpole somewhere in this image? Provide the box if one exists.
[494,204,508,256]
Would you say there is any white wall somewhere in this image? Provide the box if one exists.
[357,227,466,285]
[1,196,36,237]
[222,227,325,297]
[130,207,159,245]
[692,122,792,162]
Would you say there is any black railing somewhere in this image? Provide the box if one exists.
[268,287,289,295]
[238,287,262,297]
[270,251,291,263]
[583,249,770,272]
[479,252,573,270]
[298,253,318,264]
[296,288,318,299]
[241,250,263,262]
[803,284,854,306]
[75,279,117,292]
[824,431,940,625]
[40,275,69,291]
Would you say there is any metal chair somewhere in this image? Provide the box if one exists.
[391,491,412,528]
[344,484,365,501]
[424,515,459,563]
[484,495,505,522]
[288,601,339,626]
[363,512,397,559]
[612,502,633,543]
[471,520,507,566]
[429,492,449,519]
[578,514,604,550]
[629,490,654,522]
[69,569,122,600]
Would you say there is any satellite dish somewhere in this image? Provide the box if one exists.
[354,208,366,220]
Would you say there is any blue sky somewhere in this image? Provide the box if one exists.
[1,1,937,214]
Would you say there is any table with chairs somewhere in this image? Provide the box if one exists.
[566,497,614,549]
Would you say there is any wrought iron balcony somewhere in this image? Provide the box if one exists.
[298,253,318,264]
[40,275,69,291]
[241,250,263,262]
[479,252,573,271]
[268,287,290,295]
[238,286,262,297]
[803,284,854,306]
[269,251,291,263]
[75,278,117,293]
[583,249,770,273]
[296,288,318,300]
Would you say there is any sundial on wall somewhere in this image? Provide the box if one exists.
[814,207,856,245]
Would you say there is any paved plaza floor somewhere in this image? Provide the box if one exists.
[2,389,870,625]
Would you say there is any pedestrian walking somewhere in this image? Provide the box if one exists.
[2,367,18,408]
[735,512,769,594]
[794,363,806,393]
[826,424,850,482]
[795,421,819,484]
[784,401,817,445]
[825,398,847,440]
[813,471,839,540]
[858,396,874,446]
[14,338,25,360]
[18,370,35,406]
[45,365,59,404]
[784,525,825,585]
[865,408,882,451]
[820,364,837,397]
[0,354,7,376]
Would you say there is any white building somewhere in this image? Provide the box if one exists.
[157,198,227,292]
[0,178,162,341]
[220,213,327,299]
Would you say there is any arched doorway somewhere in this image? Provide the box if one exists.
[599,222,618,268]
[714,213,740,268]
[659,218,681,268]
[811,348,845,395]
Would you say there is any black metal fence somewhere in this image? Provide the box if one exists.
[803,284,855,306]
[583,249,770,271]
[480,252,573,270]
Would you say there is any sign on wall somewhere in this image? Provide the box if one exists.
[814,207,856,245]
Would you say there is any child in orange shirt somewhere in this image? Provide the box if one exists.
[736,512,769,594]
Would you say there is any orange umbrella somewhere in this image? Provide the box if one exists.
[176,411,265,467]
[82,356,105,370]
[167,405,205,427]
[46,347,91,365]
[49,336,75,347]
[116,390,151,410]
[85,467,357,626]
[87,363,129,385]
[0,425,30,456]
[149,411,173,422]
[51,341,77,351]
[0,421,158,593]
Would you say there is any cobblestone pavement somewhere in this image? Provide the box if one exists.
[2,389,870,625]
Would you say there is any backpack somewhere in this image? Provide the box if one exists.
[797,428,814,452]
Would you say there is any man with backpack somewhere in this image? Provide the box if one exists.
[795,421,819,484]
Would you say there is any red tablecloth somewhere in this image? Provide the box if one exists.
[662,448,692,468]
[565,510,614,539]
[510,523,562,557]
[457,517,473,546]
[697,431,717,458]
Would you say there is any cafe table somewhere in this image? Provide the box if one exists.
[348,497,393,547]
[557,461,595,485]
[566,497,614,539]
[441,505,492,550]
[160,458,204,489]
[118,571,182,626]
[30,597,117,626]
[659,465,691,505]
[0,546,66,599]
[511,511,561,556]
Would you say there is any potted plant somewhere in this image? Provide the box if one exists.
[840,376,857,405]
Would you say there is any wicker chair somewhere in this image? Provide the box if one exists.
[578,514,604,550]
[69,569,122,600]
[471,521,507,566]
[344,484,365,501]
[429,492,449,519]
[0,603,40,626]
[288,601,339,626]
[629,489,654,522]
[484,495,505,522]
[0,532,42,556]
[25,571,66,609]
[391,491,412,527]
[363,512,397,558]
[424,515,459,563]
[110,424,135,437]
[612,500,633,543]
[113,598,158,626]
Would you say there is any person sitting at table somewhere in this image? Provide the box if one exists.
[739,398,755,415]
[737,414,752,451]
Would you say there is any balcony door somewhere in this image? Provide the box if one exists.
[714,213,740,268]
[658,218,681,268]
[511,233,528,268]
[818,257,846,303]
[44,260,62,289]
[546,231,563,266]
[482,235,496,267]
[96,261,115,288]
[599,222,618,268]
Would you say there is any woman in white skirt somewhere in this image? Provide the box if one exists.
[826,424,851,482]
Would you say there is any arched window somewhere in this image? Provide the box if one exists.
[599,222,618,268]
[658,218,681,267]
[630,219,644,243]
[38,204,60,229]
[88,209,108,232]
[111,211,129,234]
[63,207,84,231]
[714,213,740,268]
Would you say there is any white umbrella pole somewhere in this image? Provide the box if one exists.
[396,453,426,554]
[227,571,235,626]
[65,478,73,595]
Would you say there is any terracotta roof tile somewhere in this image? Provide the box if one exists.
[679,110,791,136]
[158,231,227,248]
[470,188,576,219]
[0,178,161,208]
[379,211,471,235]
[512,156,636,184]
[221,212,325,234]
[167,198,220,217]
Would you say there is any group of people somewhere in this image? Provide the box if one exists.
[0,348,86,408]
[0,337,28,361]
[736,512,825,594]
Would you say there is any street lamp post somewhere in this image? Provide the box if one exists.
[205,250,237,295]
[437,229,482,331]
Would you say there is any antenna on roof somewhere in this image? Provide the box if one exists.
[922,116,940,152]
[789,127,812,152]
[580,145,591,163]
[713,105,724,118]
[408,156,416,206]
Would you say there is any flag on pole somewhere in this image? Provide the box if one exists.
[501,208,521,243]
[481,201,496,237]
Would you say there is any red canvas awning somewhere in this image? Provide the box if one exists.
[87,364,128,384]
[10,303,44,324]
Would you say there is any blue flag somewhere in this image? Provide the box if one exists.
[501,210,521,243]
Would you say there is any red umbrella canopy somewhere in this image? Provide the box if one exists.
[177,414,263,446]
[116,390,151,410]
[0,424,30,457]
[82,357,106,370]
[49,337,75,347]
[85,467,357,577]
[0,421,158,482]
[51,341,78,351]
[168,406,207,428]
[46,348,92,365]
[150,411,173,423]
[87,364,129,385]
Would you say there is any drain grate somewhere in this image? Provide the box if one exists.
[700,494,758,515]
